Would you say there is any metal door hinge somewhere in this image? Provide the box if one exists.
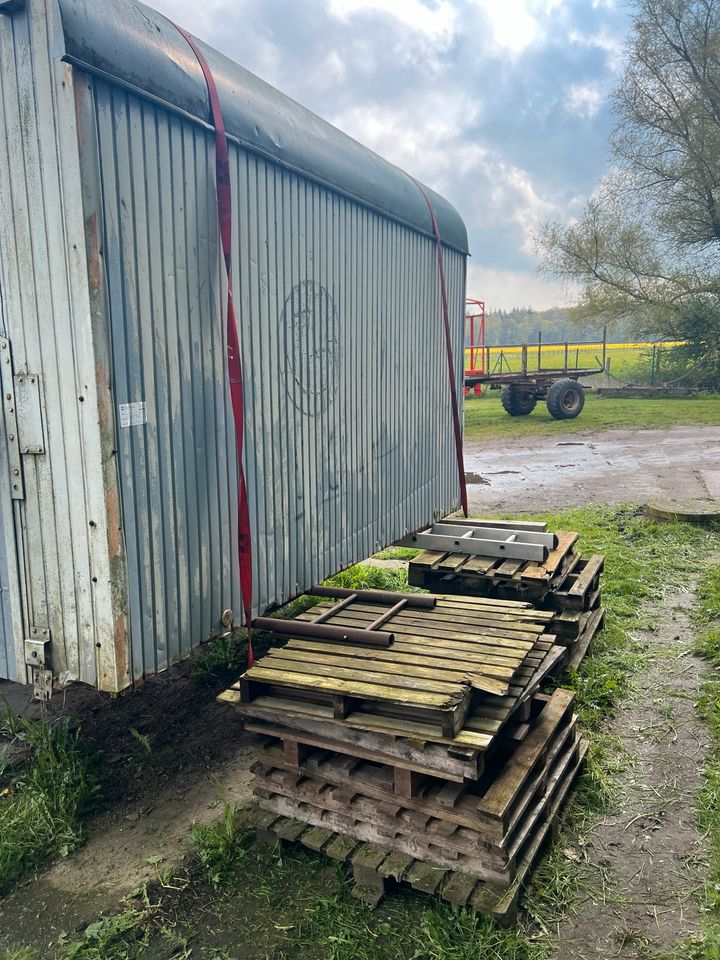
[14,373,45,454]
[25,627,52,701]
[0,338,24,499]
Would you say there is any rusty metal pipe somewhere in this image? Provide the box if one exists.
[314,594,356,623]
[309,585,435,609]
[367,598,408,630]
[253,616,393,647]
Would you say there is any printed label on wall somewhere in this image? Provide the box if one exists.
[118,401,147,428]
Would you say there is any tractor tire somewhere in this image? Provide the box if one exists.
[501,384,538,417]
[547,379,585,420]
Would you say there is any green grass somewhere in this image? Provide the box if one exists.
[0,909,151,960]
[191,630,249,684]
[324,563,417,592]
[464,394,720,442]
[155,813,548,960]
[0,708,98,896]
[191,802,252,886]
[371,546,421,561]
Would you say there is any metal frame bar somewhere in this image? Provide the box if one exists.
[399,524,550,561]
[310,586,435,609]
[253,616,393,648]
[434,522,555,548]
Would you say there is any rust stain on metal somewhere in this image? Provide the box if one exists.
[87,212,100,293]
[95,359,110,432]
[113,611,127,680]
[105,486,121,558]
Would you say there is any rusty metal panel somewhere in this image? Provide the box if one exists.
[0,0,122,689]
[89,75,466,683]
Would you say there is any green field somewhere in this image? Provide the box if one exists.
[475,344,675,383]
[464,393,720,441]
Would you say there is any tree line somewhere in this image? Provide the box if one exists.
[538,0,720,388]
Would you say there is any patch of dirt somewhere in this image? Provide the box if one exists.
[551,586,711,959]
[0,659,256,950]
[465,424,720,513]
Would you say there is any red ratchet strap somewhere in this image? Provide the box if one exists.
[410,178,468,517]
[172,23,255,666]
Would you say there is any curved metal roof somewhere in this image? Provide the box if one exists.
[57,0,469,254]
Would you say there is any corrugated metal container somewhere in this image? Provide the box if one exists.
[0,0,468,695]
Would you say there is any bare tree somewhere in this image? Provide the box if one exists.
[539,0,720,348]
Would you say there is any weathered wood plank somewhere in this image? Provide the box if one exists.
[255,653,475,695]
[407,550,447,569]
[270,644,511,695]
[567,554,605,597]
[476,688,575,823]
[246,720,470,781]
[244,666,466,709]
[297,608,546,643]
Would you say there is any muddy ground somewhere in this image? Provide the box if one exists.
[552,587,710,959]
[1,421,718,956]
[0,663,256,948]
[465,424,720,515]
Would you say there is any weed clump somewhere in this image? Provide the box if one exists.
[191,802,251,886]
[0,707,98,895]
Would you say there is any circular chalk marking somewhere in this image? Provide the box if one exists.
[646,497,720,523]
[282,280,340,418]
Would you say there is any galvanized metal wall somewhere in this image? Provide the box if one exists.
[88,76,466,683]
[0,0,122,689]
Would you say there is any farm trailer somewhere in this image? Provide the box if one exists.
[465,336,608,420]
[0,0,469,697]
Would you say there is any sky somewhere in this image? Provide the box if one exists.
[150,0,632,311]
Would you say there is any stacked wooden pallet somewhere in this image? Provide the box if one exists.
[407,521,604,669]
[220,589,588,922]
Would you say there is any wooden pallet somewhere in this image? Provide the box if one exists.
[547,555,604,611]
[224,632,567,781]
[250,735,589,923]
[249,690,574,843]
[408,533,579,597]
[238,595,557,740]
[567,606,605,671]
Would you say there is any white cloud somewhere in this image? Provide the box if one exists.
[467,264,576,311]
[565,82,605,118]
[331,94,483,191]
[149,0,237,40]
[333,95,569,269]
[486,164,557,255]
[327,0,457,44]
[568,26,625,72]
[469,0,565,55]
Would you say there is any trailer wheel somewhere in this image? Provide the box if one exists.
[501,384,538,416]
[547,379,585,420]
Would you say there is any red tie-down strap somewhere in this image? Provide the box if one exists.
[170,23,255,666]
[410,178,468,517]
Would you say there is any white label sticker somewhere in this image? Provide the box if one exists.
[119,401,147,428]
